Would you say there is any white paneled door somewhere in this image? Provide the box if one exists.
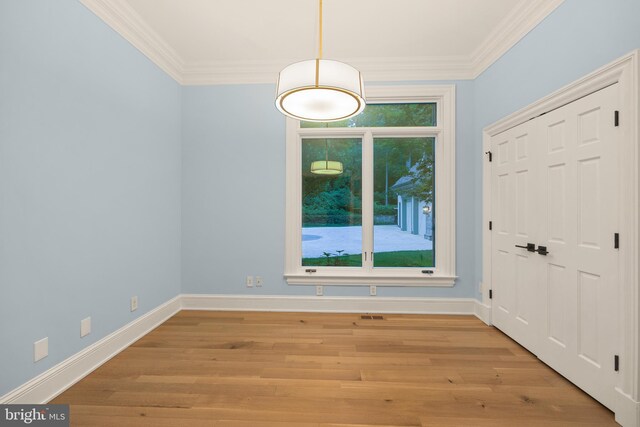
[491,84,620,410]
[491,118,540,353]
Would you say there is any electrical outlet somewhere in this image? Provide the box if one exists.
[316,285,323,296]
[256,276,263,287]
[34,337,48,362]
[130,296,138,312]
[80,317,91,337]
[246,276,254,287]
[370,285,377,296]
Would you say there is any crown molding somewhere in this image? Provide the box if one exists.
[80,0,186,84]
[469,0,565,78]
[81,0,564,86]
[181,59,286,86]
[344,56,474,83]
[180,56,474,86]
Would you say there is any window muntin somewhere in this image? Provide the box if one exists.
[373,137,435,268]
[300,103,437,128]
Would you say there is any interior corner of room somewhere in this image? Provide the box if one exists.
[1,0,639,425]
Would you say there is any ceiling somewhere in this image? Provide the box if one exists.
[80,0,563,85]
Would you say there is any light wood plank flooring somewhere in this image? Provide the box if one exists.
[52,311,617,426]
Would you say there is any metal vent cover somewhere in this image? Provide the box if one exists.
[360,315,384,320]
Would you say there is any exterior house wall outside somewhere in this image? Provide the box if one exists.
[397,196,433,240]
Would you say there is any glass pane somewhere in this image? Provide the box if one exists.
[301,103,436,128]
[301,138,362,267]
[373,137,435,268]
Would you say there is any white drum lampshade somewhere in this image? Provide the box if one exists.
[276,59,366,122]
[310,159,344,175]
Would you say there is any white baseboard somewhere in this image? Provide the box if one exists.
[0,294,490,406]
[474,300,492,325]
[616,388,640,427]
[5,292,634,425]
[180,294,478,315]
[0,296,181,404]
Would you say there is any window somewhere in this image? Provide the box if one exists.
[285,85,456,286]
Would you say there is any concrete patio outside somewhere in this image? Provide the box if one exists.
[302,224,433,258]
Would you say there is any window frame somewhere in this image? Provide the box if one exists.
[285,85,456,286]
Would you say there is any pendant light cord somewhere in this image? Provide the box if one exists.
[325,140,329,163]
[318,0,323,59]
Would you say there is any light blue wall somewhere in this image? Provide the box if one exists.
[476,0,640,126]
[3,0,639,398]
[181,81,477,298]
[0,0,182,396]
[182,0,640,301]
[473,0,640,296]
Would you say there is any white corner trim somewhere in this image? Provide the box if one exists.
[180,294,477,315]
[79,0,185,84]
[474,300,492,326]
[470,0,565,78]
[0,296,181,404]
[80,0,563,85]
[615,388,640,427]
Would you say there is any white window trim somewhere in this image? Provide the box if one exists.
[285,84,456,287]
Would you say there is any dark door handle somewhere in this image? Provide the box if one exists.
[515,243,536,252]
[535,246,549,255]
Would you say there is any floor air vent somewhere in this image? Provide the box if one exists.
[360,315,384,320]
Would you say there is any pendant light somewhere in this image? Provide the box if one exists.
[275,0,366,122]
[311,140,343,175]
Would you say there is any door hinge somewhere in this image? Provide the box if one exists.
[489,289,493,299]
[614,111,619,127]
[614,233,619,249]
[489,221,493,230]
[614,355,619,372]
[485,151,492,162]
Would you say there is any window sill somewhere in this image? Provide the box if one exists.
[285,274,456,287]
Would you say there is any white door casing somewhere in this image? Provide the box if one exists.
[490,84,620,411]
[482,50,639,427]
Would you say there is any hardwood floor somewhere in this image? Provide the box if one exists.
[52,311,617,426]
